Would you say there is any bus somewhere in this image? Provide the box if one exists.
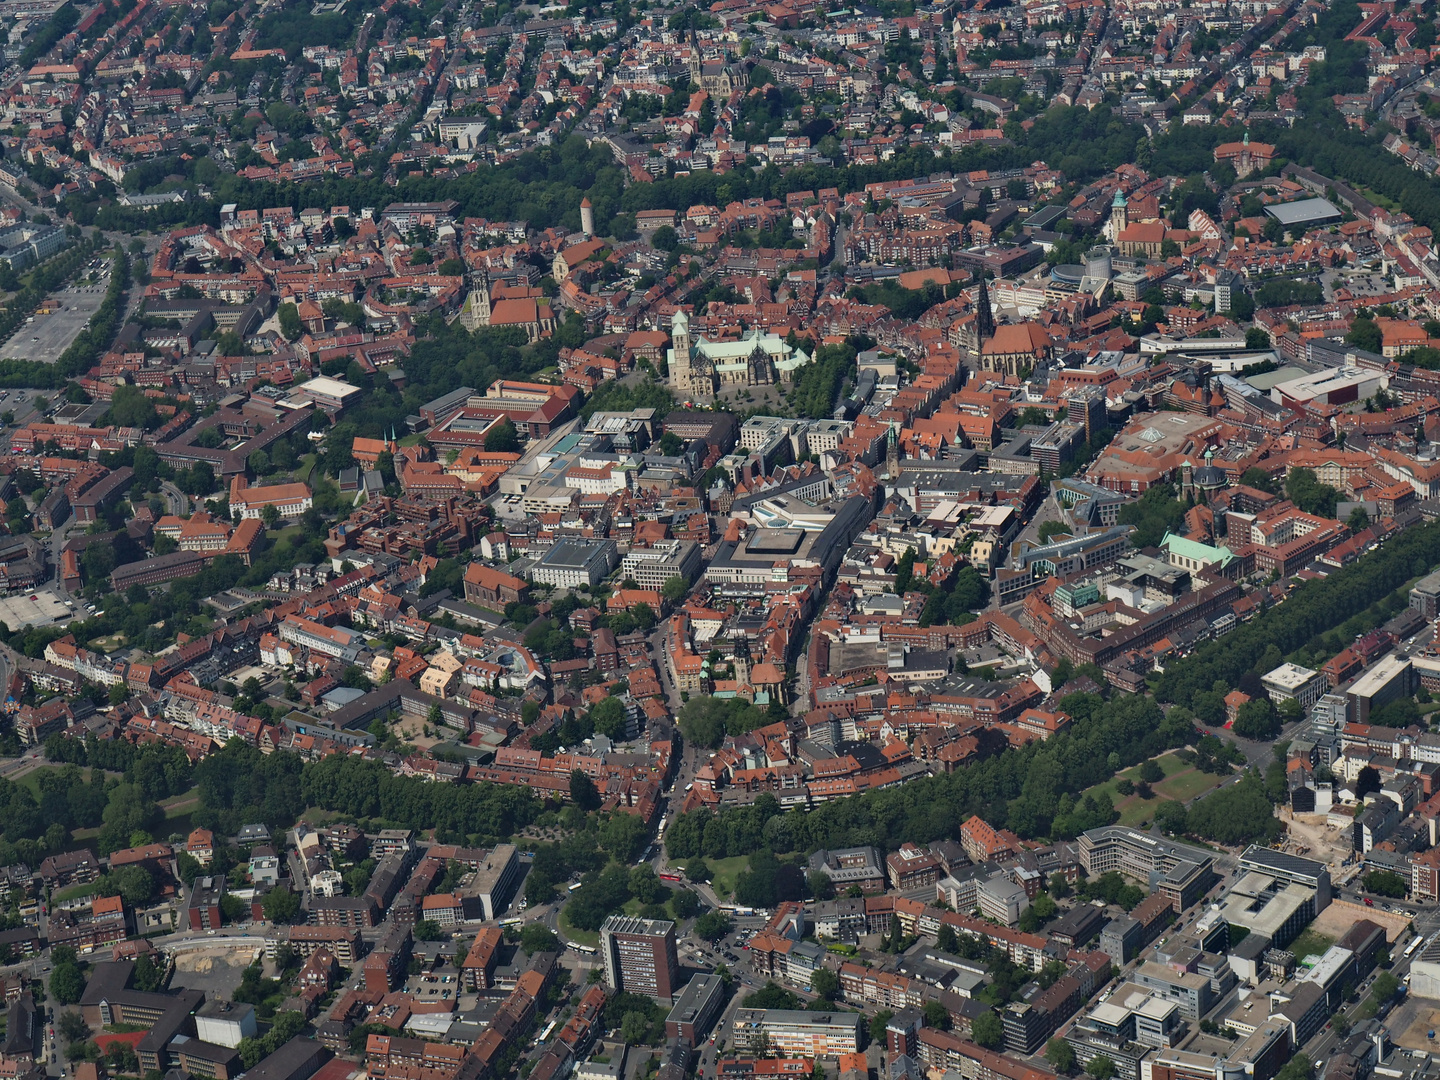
[568,881,585,891]
[537,1021,557,1043]
[660,872,683,883]
[1405,936,1426,958]
[570,942,597,954]
[720,905,756,917]
[499,917,525,927]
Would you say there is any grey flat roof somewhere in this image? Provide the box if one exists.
[1238,846,1326,880]
[1264,198,1342,226]
[542,539,612,567]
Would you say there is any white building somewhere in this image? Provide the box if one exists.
[1261,662,1327,711]
[531,539,619,588]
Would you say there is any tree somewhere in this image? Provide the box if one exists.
[662,575,689,604]
[1139,759,1164,783]
[1275,1056,1312,1080]
[1347,316,1383,354]
[809,870,836,901]
[107,384,157,428]
[1086,1057,1116,1080]
[591,696,629,740]
[50,961,84,1004]
[694,910,732,941]
[261,504,281,529]
[414,920,445,941]
[811,967,840,1001]
[652,226,678,251]
[520,923,560,954]
[1046,1039,1077,1074]
[936,922,958,952]
[1232,698,1280,741]
[1362,870,1407,898]
[570,770,601,811]
[629,863,666,905]
[972,1011,1005,1050]
[1285,467,1339,518]
[261,886,301,924]
[671,889,701,919]
[869,1010,894,1043]
[1246,327,1271,349]
[277,302,303,341]
[1348,506,1371,531]
[58,1013,89,1044]
[485,418,520,453]
[621,1010,650,1044]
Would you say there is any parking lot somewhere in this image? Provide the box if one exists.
[0,588,72,629]
[3,273,109,364]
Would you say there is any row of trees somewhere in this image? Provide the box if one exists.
[1156,518,1440,703]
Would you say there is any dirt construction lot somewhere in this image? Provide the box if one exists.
[1389,997,1440,1050]
[1309,898,1412,942]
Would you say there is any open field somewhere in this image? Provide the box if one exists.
[1310,898,1412,942]
[1392,997,1440,1050]
[1082,753,1230,827]
[706,855,750,899]
[1289,928,1335,961]
[559,907,599,948]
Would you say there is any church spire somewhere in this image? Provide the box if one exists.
[974,272,995,343]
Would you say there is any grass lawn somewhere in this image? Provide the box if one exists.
[1359,186,1399,211]
[559,908,600,948]
[1082,753,1228,828]
[1155,768,1227,802]
[1291,928,1336,961]
[161,787,200,815]
[707,855,750,900]
[52,881,97,903]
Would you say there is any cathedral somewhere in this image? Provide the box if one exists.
[667,310,812,400]
[461,270,556,342]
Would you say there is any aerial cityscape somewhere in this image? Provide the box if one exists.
[3,3,1440,1080]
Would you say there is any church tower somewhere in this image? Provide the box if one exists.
[463,268,491,331]
[580,197,594,238]
[731,632,751,687]
[886,420,900,480]
[670,309,693,390]
[975,273,995,342]
[1107,189,1128,241]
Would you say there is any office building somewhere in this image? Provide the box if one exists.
[601,916,680,1004]
[1214,872,1315,949]
[194,1001,257,1048]
[665,974,727,1043]
[1129,962,1214,1020]
[1260,663,1326,711]
[1078,826,1214,911]
[462,844,519,920]
[1346,654,1414,723]
[532,538,619,587]
[1235,848,1331,911]
[620,541,702,589]
[186,876,227,931]
[731,1009,864,1057]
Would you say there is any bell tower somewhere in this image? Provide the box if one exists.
[670,309,692,389]
[463,268,491,331]
[731,632,751,687]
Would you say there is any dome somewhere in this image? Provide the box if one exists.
[1193,465,1227,489]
